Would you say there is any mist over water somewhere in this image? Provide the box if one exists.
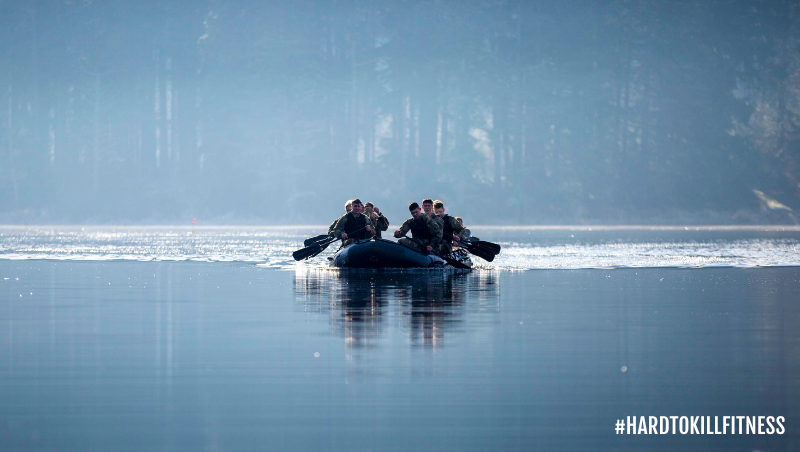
[1,226,798,269]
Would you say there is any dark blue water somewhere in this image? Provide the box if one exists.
[1,261,798,451]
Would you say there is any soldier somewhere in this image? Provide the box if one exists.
[364,201,390,239]
[422,198,443,229]
[333,198,375,245]
[393,202,442,253]
[328,200,353,237]
[433,200,467,254]
[455,217,471,240]
[421,198,435,217]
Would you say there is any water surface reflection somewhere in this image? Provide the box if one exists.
[294,269,500,349]
[2,262,799,451]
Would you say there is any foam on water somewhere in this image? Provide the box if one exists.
[1,225,799,270]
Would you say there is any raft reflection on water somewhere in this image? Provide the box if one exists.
[294,269,500,349]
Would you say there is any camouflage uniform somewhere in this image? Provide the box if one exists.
[328,214,346,237]
[396,214,442,252]
[364,206,390,238]
[436,214,467,254]
[333,212,376,246]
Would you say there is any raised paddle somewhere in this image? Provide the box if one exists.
[449,235,501,254]
[472,239,500,254]
[445,234,498,262]
[292,227,368,261]
[446,234,501,253]
[303,234,330,247]
[460,241,496,262]
[401,236,471,270]
[293,236,338,261]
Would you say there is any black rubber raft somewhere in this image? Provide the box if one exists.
[331,238,472,269]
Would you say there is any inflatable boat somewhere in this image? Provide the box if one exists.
[331,238,472,269]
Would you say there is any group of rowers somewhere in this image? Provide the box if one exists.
[328,198,472,255]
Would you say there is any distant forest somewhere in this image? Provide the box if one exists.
[1,0,799,224]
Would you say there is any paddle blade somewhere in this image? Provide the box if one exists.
[292,245,321,261]
[305,246,328,260]
[462,242,496,262]
[470,242,501,256]
[468,239,500,254]
[292,239,335,261]
[303,234,330,247]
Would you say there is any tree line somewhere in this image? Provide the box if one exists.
[0,0,798,224]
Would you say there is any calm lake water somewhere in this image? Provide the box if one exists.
[1,225,799,268]
[1,227,799,451]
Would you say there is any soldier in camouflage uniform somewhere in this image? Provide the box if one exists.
[433,200,467,254]
[393,202,442,253]
[421,198,435,217]
[423,198,443,230]
[333,198,375,246]
[328,200,353,237]
[455,217,471,240]
[364,201,390,238]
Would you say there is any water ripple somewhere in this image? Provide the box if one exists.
[1,225,798,270]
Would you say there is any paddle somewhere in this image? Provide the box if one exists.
[445,234,498,262]
[451,235,501,254]
[292,227,368,261]
[473,239,500,254]
[460,241,496,262]
[401,236,471,270]
[303,234,330,247]
[293,236,338,261]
